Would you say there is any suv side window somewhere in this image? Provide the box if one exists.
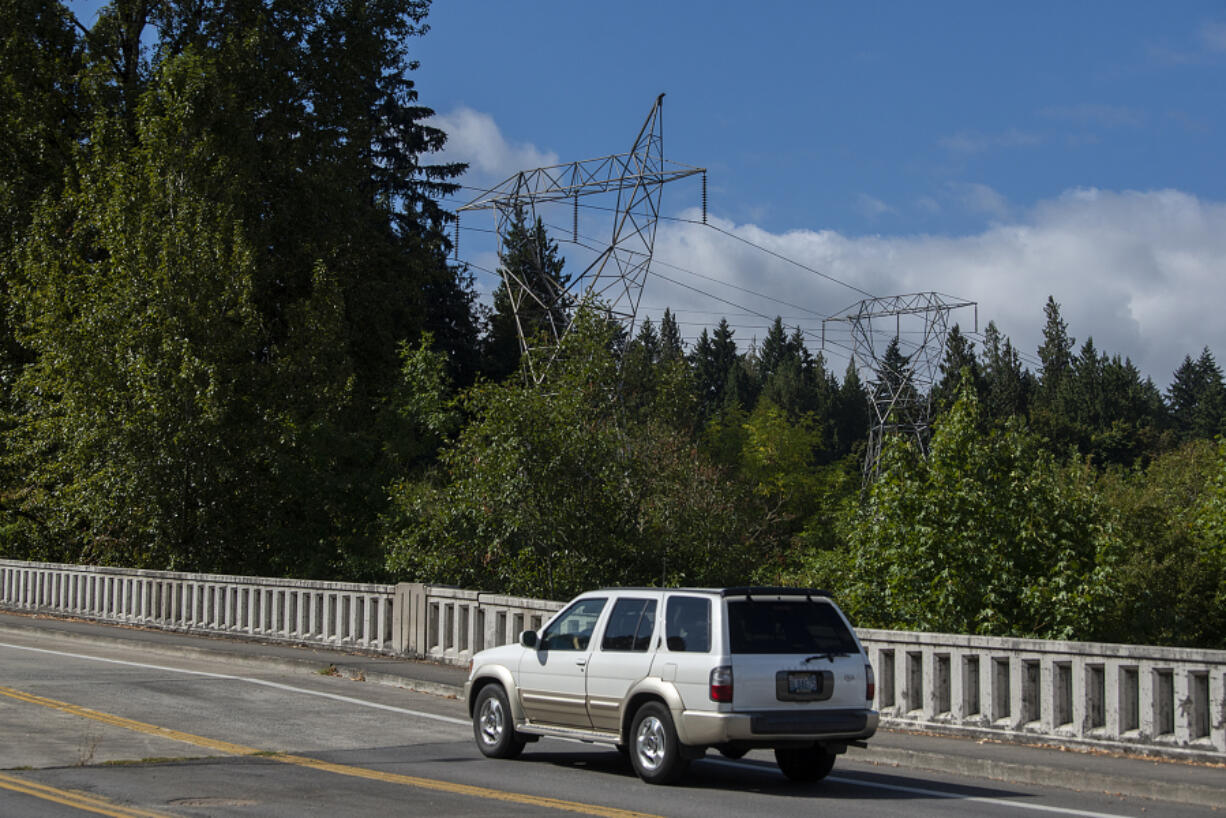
[539,598,607,651]
[665,596,710,652]
[600,598,657,652]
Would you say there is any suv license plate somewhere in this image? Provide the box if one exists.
[787,672,820,695]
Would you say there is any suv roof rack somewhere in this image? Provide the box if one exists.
[720,586,831,598]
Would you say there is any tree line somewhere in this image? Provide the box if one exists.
[397,202,1225,649]
[3,1,1223,648]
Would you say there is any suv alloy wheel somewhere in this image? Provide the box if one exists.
[629,702,689,784]
[473,684,526,759]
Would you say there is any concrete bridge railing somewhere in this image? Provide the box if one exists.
[3,558,1223,760]
[0,558,399,653]
[0,560,562,660]
[858,628,1226,760]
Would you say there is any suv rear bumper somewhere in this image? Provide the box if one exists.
[678,707,878,746]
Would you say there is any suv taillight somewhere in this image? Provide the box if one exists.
[865,662,876,702]
[709,666,733,702]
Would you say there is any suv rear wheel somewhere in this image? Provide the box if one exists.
[774,746,836,782]
[473,684,526,759]
[629,702,689,784]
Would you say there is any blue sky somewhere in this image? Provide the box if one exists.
[416,1,1226,384]
[67,1,1226,384]
[419,2,1225,239]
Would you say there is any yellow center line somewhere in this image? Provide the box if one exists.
[0,770,173,818]
[0,685,660,818]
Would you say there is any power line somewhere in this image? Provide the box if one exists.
[445,186,876,304]
[531,216,826,323]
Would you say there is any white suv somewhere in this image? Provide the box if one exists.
[464,586,878,784]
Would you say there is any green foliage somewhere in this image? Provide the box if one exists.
[8,65,356,571]
[1168,349,1226,442]
[384,310,763,599]
[933,324,982,413]
[810,377,1117,639]
[1198,437,1226,550]
[384,333,463,474]
[1092,439,1226,648]
[1,0,466,578]
[980,321,1031,423]
[481,204,570,381]
[691,319,741,416]
[740,399,821,506]
[3,7,1224,652]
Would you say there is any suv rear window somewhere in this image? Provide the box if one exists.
[727,599,858,655]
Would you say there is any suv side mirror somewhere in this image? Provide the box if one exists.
[519,630,538,648]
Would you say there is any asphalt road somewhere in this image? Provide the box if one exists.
[0,624,1220,818]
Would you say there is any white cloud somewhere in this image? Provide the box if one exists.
[1199,21,1226,52]
[949,182,1011,218]
[430,107,559,181]
[642,189,1226,385]
[1147,21,1226,64]
[1039,103,1146,128]
[855,194,895,219]
[938,128,1043,154]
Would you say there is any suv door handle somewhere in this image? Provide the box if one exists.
[575,658,587,667]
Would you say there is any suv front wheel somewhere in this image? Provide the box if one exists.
[629,702,690,784]
[472,684,526,759]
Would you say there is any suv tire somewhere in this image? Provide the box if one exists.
[473,684,526,759]
[629,702,690,784]
[774,746,836,782]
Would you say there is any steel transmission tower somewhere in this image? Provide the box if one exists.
[823,292,977,482]
[457,94,705,383]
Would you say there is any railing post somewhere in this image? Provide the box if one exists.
[393,583,424,656]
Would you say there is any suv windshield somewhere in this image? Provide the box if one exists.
[727,599,858,655]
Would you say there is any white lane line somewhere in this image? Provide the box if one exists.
[827,775,1137,818]
[2,642,1141,818]
[0,641,471,727]
[705,758,1139,818]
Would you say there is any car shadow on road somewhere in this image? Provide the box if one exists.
[511,747,1039,803]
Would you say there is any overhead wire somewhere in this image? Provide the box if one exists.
[444,180,1025,376]
[444,188,877,305]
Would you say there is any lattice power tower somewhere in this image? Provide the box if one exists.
[457,95,705,383]
[824,292,977,482]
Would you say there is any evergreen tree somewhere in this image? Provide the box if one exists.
[874,336,923,434]
[658,308,684,363]
[691,318,740,416]
[1036,296,1074,404]
[1070,337,1105,430]
[933,324,982,413]
[622,317,661,416]
[1192,349,1226,440]
[0,0,86,473]
[1078,342,1166,465]
[1031,298,1080,453]
[758,322,822,420]
[981,321,1031,423]
[1169,354,1203,434]
[832,360,870,458]
[422,264,481,387]
[3,0,468,576]
[758,317,791,383]
[481,205,570,381]
[1168,348,1226,441]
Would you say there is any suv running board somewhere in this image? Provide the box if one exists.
[517,722,622,746]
